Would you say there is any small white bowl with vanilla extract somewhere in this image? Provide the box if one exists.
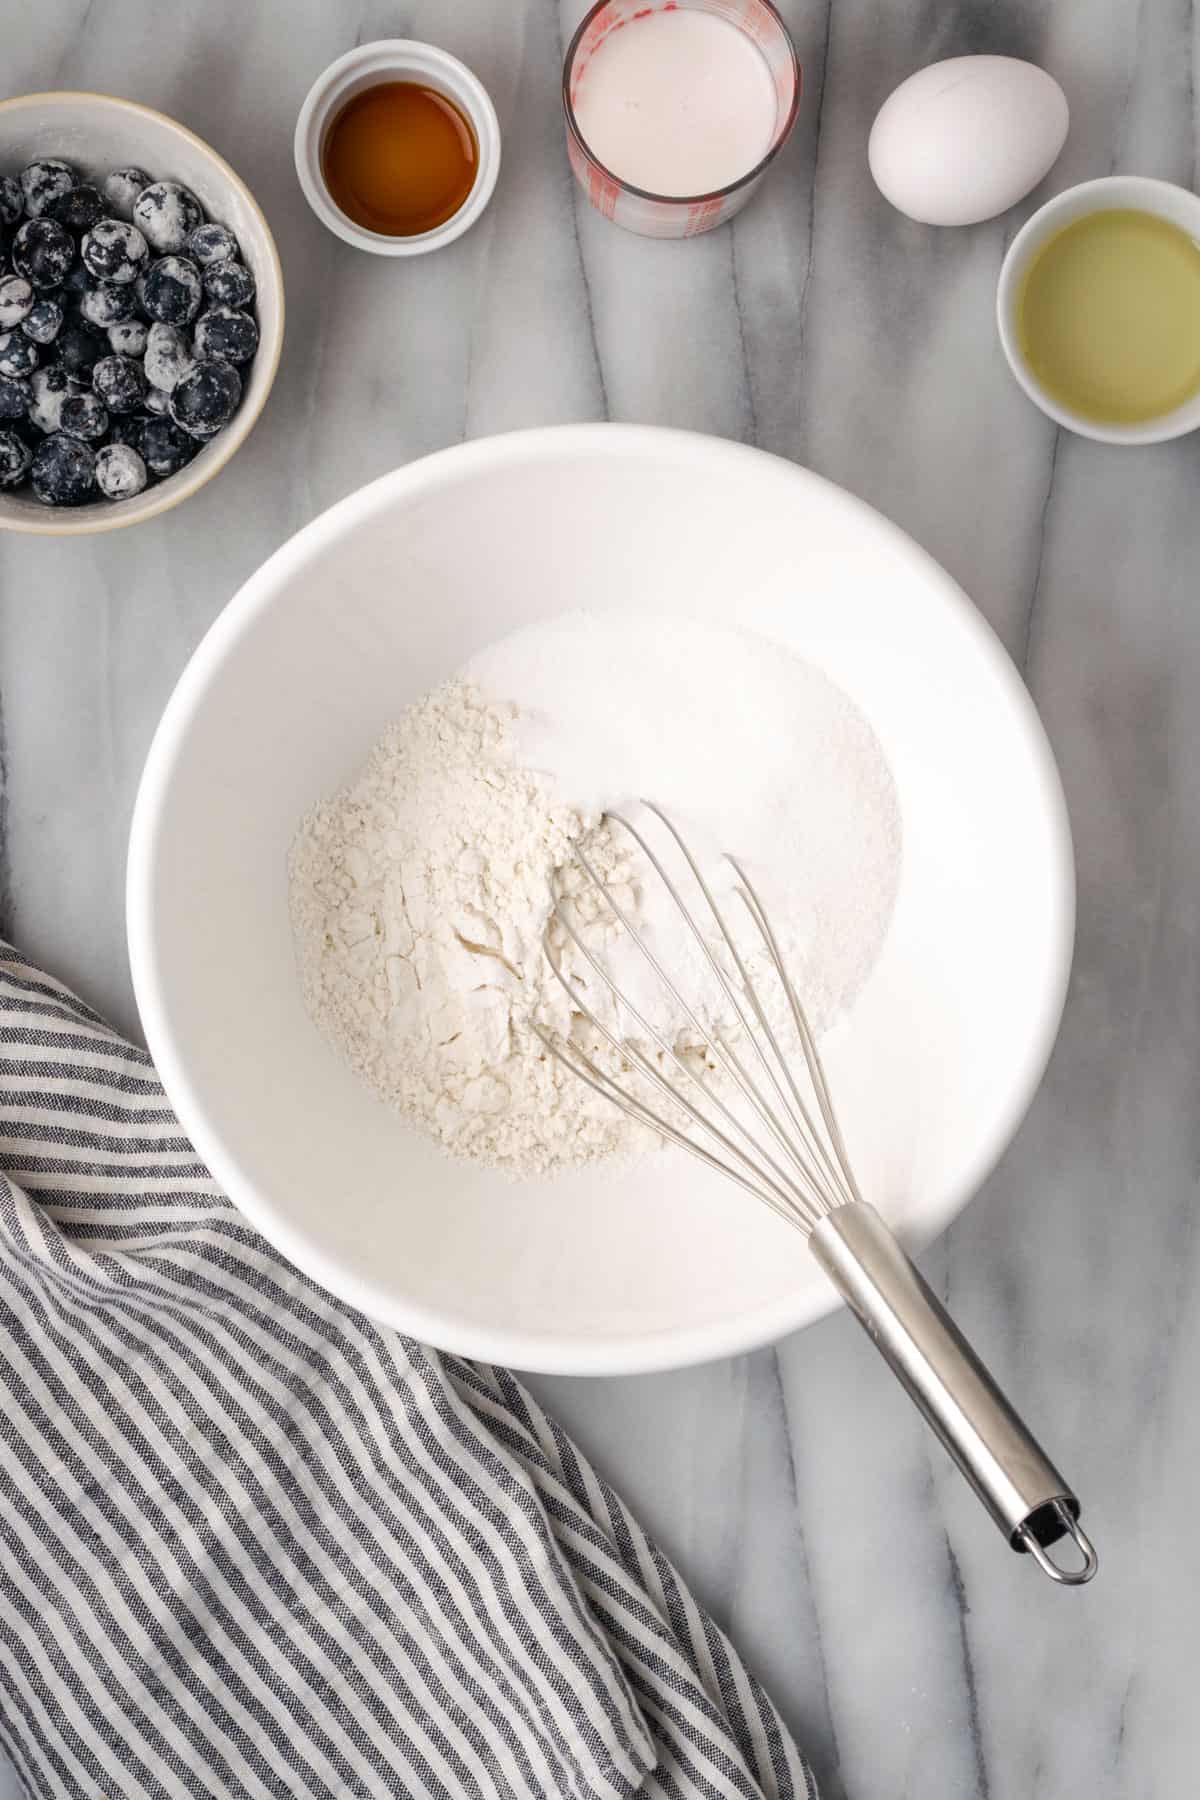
[998,175,1200,445]
[294,40,501,256]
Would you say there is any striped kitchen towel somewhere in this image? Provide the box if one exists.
[0,944,815,1800]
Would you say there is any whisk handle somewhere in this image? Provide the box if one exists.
[809,1202,1096,1584]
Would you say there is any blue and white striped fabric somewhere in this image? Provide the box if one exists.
[0,945,815,1800]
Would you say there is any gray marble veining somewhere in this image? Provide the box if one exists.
[2,2,1198,1796]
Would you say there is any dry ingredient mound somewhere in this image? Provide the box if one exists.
[289,616,903,1180]
[288,680,657,1175]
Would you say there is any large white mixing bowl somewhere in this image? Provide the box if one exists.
[127,425,1073,1375]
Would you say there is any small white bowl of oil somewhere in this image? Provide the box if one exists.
[998,175,1200,445]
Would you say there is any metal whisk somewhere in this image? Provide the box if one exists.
[536,802,1097,1586]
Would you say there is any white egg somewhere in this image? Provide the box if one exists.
[868,55,1069,227]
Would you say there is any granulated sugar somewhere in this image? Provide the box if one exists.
[465,614,902,1036]
[289,614,902,1178]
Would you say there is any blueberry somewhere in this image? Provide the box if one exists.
[7,418,40,458]
[107,317,148,358]
[144,383,170,415]
[0,273,34,328]
[0,427,31,486]
[92,352,146,413]
[47,183,105,234]
[12,218,74,290]
[132,181,203,254]
[94,441,147,499]
[201,257,255,309]
[0,330,38,379]
[30,431,95,505]
[169,356,241,439]
[187,221,238,267]
[0,374,30,419]
[59,390,109,441]
[58,261,91,303]
[144,320,194,393]
[0,176,21,228]
[80,217,149,285]
[21,297,63,345]
[137,413,195,477]
[141,254,203,326]
[79,280,136,327]
[54,319,107,379]
[106,413,143,448]
[193,306,258,365]
[19,160,76,219]
[28,362,71,431]
[103,166,151,221]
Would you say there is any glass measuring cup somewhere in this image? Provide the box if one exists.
[562,0,801,238]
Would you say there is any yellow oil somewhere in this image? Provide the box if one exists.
[1018,209,1200,423]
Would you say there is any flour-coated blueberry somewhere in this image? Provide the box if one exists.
[28,361,71,431]
[0,374,31,419]
[59,390,109,441]
[12,217,74,289]
[19,160,75,219]
[144,320,194,393]
[107,317,148,358]
[79,281,136,327]
[169,356,241,438]
[94,440,147,498]
[0,427,31,486]
[21,297,63,344]
[54,319,107,379]
[103,167,150,221]
[187,222,238,267]
[92,352,147,413]
[132,181,203,254]
[81,217,149,284]
[0,177,21,228]
[141,254,203,326]
[0,273,34,328]
[137,413,196,476]
[0,330,38,379]
[47,183,105,233]
[30,431,95,504]
[202,257,255,309]
[193,305,258,365]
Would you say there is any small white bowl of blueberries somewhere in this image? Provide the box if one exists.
[0,92,283,534]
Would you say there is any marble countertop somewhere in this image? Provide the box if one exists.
[2,2,1196,1796]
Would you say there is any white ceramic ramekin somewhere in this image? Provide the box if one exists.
[293,39,501,257]
[997,174,1200,445]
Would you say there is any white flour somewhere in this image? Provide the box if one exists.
[288,614,903,1177]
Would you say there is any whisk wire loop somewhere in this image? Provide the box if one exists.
[635,802,859,1214]
[728,854,865,1210]
[543,891,823,1224]
[610,805,847,1209]
[530,1020,810,1232]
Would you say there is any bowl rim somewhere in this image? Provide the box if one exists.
[996,174,1200,446]
[0,89,285,535]
[127,423,1075,1375]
